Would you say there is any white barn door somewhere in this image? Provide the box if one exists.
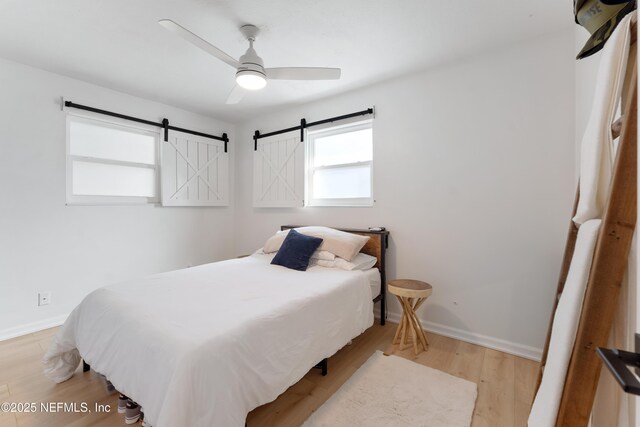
[161,130,228,206]
[253,134,304,207]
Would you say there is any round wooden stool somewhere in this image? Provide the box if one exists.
[388,279,432,355]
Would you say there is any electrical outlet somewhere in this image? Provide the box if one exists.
[38,292,51,306]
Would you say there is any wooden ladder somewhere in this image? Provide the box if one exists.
[533,18,637,426]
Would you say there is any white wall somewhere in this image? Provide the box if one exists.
[233,30,576,359]
[0,57,237,339]
[0,29,578,360]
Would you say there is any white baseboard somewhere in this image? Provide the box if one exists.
[6,310,542,361]
[376,309,542,361]
[0,314,68,342]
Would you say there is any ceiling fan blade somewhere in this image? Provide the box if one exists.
[159,19,240,69]
[265,67,341,80]
[226,84,245,104]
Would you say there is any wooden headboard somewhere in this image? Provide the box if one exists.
[280,225,390,325]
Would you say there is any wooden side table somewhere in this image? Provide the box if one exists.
[388,279,432,355]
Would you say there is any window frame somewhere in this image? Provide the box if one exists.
[305,120,374,207]
[65,113,161,206]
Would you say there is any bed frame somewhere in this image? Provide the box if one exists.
[280,225,390,326]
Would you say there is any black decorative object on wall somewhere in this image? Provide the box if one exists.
[597,334,640,396]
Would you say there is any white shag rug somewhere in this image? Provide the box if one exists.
[303,351,477,427]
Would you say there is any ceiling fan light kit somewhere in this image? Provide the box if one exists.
[159,19,341,104]
[236,70,266,90]
[235,28,267,90]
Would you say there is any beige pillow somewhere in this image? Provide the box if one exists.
[263,227,369,261]
[263,230,290,253]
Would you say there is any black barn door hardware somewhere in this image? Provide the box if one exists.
[253,107,374,150]
[64,100,230,152]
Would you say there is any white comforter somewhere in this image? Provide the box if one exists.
[43,254,374,427]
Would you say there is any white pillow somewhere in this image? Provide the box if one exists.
[261,233,334,260]
[315,253,378,271]
[263,227,370,261]
[311,250,336,261]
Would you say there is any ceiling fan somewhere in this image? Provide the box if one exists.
[158,20,341,104]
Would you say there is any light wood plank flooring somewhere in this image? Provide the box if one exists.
[0,324,538,427]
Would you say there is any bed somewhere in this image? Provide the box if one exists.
[43,226,389,427]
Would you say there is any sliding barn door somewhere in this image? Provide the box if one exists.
[161,130,229,206]
[253,134,304,207]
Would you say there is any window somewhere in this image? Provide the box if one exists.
[306,121,373,206]
[66,115,159,204]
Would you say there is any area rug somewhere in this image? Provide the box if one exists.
[303,351,477,427]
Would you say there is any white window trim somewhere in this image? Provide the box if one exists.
[65,113,161,206]
[305,120,374,207]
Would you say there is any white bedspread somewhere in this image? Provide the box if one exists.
[43,254,374,427]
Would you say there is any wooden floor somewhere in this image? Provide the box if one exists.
[0,323,538,427]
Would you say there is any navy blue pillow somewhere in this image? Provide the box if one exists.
[271,229,323,271]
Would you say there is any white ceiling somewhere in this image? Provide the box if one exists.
[0,0,573,122]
